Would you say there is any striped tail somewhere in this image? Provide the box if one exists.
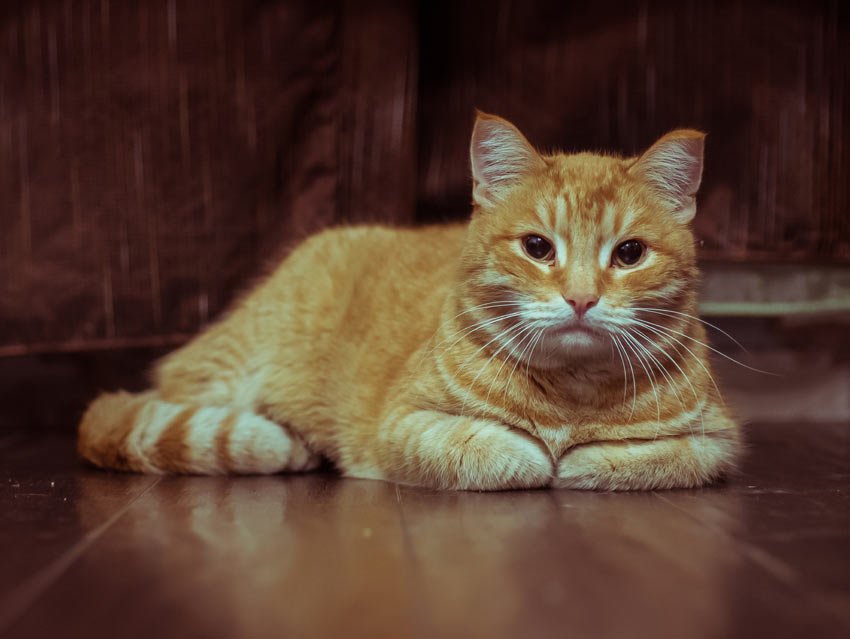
[78,391,319,474]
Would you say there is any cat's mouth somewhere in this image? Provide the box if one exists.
[550,320,599,336]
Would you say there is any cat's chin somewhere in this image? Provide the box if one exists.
[531,327,610,369]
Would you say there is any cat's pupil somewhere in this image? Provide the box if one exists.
[616,240,643,265]
[523,235,553,261]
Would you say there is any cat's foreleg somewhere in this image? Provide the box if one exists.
[554,430,740,490]
[345,408,554,490]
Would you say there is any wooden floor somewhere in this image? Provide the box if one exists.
[1,422,849,639]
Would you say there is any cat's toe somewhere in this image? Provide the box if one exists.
[555,445,614,490]
[457,425,554,491]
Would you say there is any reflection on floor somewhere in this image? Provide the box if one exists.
[1,422,848,639]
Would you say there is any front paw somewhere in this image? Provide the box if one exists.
[555,443,621,490]
[555,434,738,491]
[457,424,554,491]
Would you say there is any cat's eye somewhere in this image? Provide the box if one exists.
[612,239,645,267]
[522,235,555,263]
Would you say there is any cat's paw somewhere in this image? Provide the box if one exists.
[455,424,554,491]
[554,434,738,491]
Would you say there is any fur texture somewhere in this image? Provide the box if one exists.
[79,112,741,490]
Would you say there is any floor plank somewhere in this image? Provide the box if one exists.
[1,424,848,639]
[0,435,158,631]
[4,473,422,639]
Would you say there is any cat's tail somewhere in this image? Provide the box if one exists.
[78,390,319,474]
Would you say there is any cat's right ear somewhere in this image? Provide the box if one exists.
[470,112,545,208]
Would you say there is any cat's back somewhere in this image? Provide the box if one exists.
[254,223,467,342]
[272,223,466,298]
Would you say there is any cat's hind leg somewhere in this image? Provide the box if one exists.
[78,391,320,474]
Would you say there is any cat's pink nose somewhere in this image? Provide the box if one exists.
[564,294,599,317]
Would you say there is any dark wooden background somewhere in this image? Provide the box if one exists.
[1,0,847,354]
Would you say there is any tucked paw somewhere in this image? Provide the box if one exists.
[555,444,621,490]
[555,434,738,491]
[456,425,554,491]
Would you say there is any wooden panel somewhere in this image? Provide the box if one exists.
[415,0,850,263]
[0,0,419,352]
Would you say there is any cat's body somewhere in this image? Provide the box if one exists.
[79,113,741,490]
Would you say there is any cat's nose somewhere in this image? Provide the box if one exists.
[564,294,599,317]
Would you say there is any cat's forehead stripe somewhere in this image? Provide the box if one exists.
[534,200,549,228]
[554,195,567,236]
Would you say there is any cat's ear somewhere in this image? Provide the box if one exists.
[629,129,705,222]
[470,112,545,208]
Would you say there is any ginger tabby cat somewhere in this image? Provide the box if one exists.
[79,112,741,490]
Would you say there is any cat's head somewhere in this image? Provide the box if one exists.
[461,112,704,369]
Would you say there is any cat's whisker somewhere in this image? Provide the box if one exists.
[631,317,725,405]
[608,334,629,412]
[523,328,546,399]
[632,316,776,376]
[633,307,748,353]
[437,309,528,354]
[618,331,661,430]
[614,335,638,422]
[421,301,525,357]
[419,309,527,371]
[502,325,545,410]
[404,308,528,388]
[483,322,539,407]
[631,327,702,440]
[625,329,687,418]
[458,321,531,416]
[631,321,712,438]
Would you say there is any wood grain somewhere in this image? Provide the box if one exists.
[1,422,848,638]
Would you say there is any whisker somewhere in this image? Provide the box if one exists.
[502,326,544,409]
[609,334,629,411]
[631,327,704,439]
[631,318,725,404]
[404,308,528,388]
[614,335,638,421]
[454,320,527,381]
[624,329,687,416]
[633,307,748,353]
[619,331,661,425]
[523,328,546,398]
[458,321,531,416]
[632,317,777,376]
[484,323,539,407]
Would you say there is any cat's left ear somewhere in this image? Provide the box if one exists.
[629,129,705,223]
[470,111,546,208]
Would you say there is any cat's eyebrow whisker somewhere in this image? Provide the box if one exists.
[632,317,777,376]
[632,307,748,353]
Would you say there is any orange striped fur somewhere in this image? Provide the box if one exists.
[78,112,740,490]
